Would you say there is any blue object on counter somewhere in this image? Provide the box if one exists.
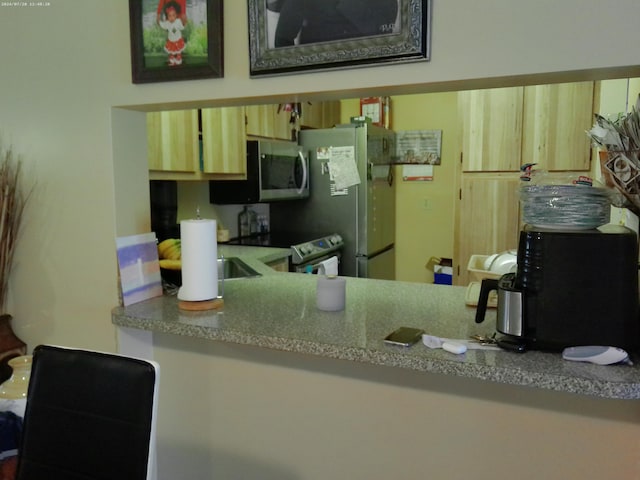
[434,273,452,285]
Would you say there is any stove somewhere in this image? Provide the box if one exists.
[227,231,343,265]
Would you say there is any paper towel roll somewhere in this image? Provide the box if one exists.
[316,256,339,276]
[316,275,346,311]
[178,219,218,302]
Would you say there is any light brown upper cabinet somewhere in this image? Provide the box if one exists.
[458,82,595,172]
[521,82,594,171]
[246,101,342,139]
[201,107,246,177]
[147,110,200,174]
[458,87,524,172]
[147,108,247,180]
[245,105,294,141]
[300,101,341,130]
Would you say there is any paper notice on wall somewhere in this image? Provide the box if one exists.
[402,164,434,181]
[396,130,442,165]
[328,146,360,190]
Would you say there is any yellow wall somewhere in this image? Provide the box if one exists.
[341,95,458,283]
[390,93,458,282]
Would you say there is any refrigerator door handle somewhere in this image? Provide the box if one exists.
[367,161,373,181]
[382,137,390,154]
[296,151,308,195]
[387,165,394,186]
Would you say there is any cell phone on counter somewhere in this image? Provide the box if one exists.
[384,327,425,347]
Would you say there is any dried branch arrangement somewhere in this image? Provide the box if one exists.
[587,94,640,152]
[587,95,640,215]
[0,144,31,312]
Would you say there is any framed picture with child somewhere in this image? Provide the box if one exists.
[129,0,223,83]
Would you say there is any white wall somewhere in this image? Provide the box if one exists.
[4,0,635,352]
[3,1,640,478]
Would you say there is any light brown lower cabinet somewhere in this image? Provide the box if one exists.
[455,173,522,286]
[266,258,290,272]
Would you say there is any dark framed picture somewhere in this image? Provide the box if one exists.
[129,0,224,84]
[248,0,430,77]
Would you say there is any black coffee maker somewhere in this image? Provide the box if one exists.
[475,225,640,352]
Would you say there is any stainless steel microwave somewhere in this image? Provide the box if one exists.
[210,140,309,204]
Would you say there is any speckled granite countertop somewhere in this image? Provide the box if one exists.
[112,246,640,400]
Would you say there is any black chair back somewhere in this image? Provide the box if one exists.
[16,345,159,480]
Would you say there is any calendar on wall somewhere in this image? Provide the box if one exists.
[360,97,390,128]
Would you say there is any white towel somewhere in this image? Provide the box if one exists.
[316,256,339,275]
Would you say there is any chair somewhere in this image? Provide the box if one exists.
[15,345,160,480]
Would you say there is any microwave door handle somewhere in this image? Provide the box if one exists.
[297,151,308,194]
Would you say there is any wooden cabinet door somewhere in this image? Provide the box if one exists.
[273,106,294,141]
[300,101,341,129]
[458,87,524,172]
[245,105,274,138]
[201,107,246,176]
[322,101,341,128]
[300,102,324,129]
[455,173,522,286]
[522,82,594,171]
[246,105,294,140]
[147,110,199,172]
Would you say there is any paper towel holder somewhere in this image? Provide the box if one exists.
[178,298,224,311]
[178,256,226,311]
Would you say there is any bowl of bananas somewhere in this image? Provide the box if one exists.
[157,238,182,286]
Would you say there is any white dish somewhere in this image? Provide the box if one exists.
[529,223,601,231]
[519,184,611,230]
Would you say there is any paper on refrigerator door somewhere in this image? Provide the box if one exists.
[328,146,361,190]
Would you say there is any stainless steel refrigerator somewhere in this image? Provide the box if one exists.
[270,121,396,279]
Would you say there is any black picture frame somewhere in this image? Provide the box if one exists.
[129,0,224,84]
[248,0,430,77]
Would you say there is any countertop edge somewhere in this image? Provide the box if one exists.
[111,312,640,400]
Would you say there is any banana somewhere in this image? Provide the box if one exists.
[163,243,181,261]
[157,238,174,256]
[159,259,182,270]
[157,238,180,259]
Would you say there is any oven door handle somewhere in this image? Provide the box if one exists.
[296,151,308,195]
[296,252,341,274]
